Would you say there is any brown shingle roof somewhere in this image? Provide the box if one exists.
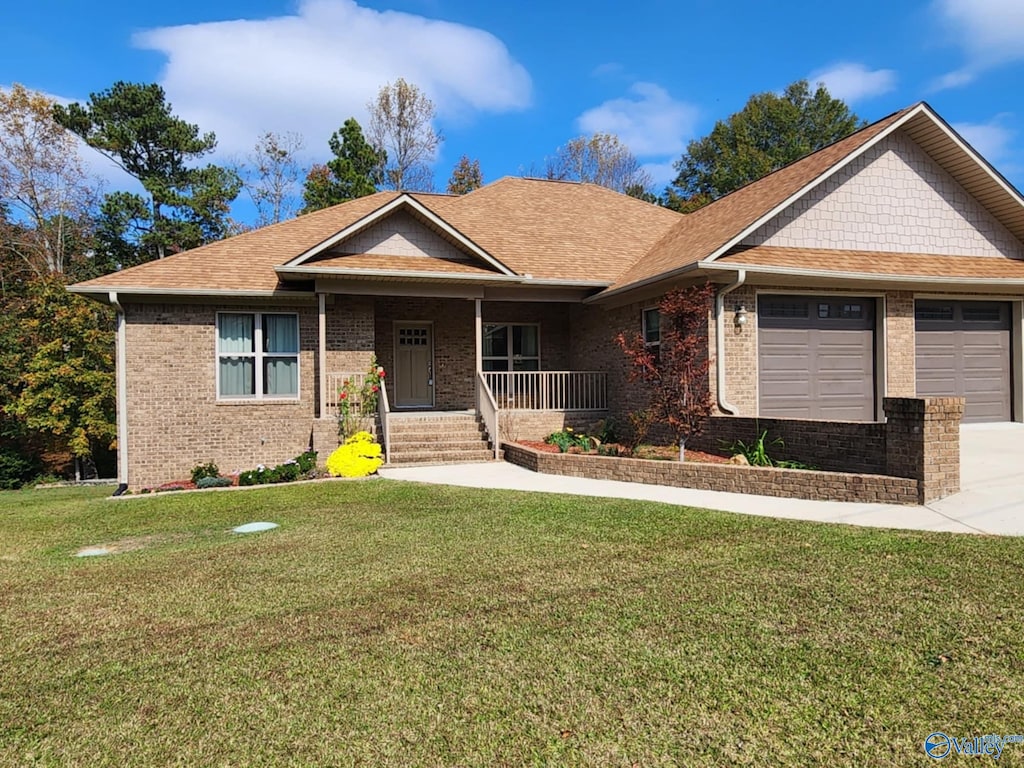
[717,244,1024,280]
[71,179,681,293]
[71,192,403,293]
[436,177,682,281]
[605,105,919,295]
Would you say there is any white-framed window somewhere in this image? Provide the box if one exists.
[482,323,540,371]
[642,307,661,348]
[217,312,300,399]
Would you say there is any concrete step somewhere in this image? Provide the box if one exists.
[388,439,491,452]
[387,429,487,442]
[388,419,482,432]
[387,448,496,465]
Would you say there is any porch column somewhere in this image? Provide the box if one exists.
[318,292,327,419]
[474,298,483,372]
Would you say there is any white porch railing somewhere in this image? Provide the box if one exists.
[476,372,500,459]
[378,373,391,462]
[325,372,367,419]
[482,371,607,411]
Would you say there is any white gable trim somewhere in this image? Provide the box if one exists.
[284,194,516,276]
[702,104,931,264]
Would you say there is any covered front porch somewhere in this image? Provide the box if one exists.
[314,293,609,460]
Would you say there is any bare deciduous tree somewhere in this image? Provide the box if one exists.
[367,78,442,192]
[240,131,306,226]
[545,133,652,194]
[0,84,99,275]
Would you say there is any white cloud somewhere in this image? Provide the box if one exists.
[640,160,677,188]
[933,0,1024,88]
[807,62,896,102]
[576,83,698,158]
[952,117,1014,160]
[131,0,531,156]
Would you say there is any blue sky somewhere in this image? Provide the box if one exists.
[3,0,1024,224]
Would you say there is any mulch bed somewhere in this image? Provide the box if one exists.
[517,441,731,464]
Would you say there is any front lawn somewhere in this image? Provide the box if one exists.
[1,482,1021,766]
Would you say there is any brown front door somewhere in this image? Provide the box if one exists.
[394,323,433,407]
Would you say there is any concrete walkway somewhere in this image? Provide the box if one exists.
[380,424,1024,536]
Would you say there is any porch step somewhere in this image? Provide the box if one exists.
[387,448,496,465]
[384,411,495,466]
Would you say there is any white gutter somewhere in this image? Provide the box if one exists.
[715,270,746,415]
[701,260,1024,287]
[68,286,315,299]
[108,291,130,491]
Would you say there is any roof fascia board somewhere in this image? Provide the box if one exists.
[702,104,928,265]
[68,286,315,300]
[285,194,517,276]
[920,103,1024,210]
[585,262,703,304]
[701,259,1024,287]
[278,265,609,288]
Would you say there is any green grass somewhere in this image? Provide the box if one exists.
[1,481,1022,766]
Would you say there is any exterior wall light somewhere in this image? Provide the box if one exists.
[735,304,748,327]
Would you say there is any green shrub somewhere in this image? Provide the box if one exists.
[190,462,220,485]
[727,429,782,467]
[196,476,233,489]
[0,446,38,490]
[295,450,317,474]
[544,427,598,453]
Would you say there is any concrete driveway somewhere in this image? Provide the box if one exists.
[928,422,1024,535]
[380,424,1024,536]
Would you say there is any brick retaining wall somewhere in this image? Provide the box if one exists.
[503,443,921,505]
[504,396,965,506]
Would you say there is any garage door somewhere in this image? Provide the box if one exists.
[915,300,1011,423]
[758,295,876,421]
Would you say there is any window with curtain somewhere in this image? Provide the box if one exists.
[482,323,540,371]
[217,313,299,399]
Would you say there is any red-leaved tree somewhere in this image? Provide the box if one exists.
[616,282,716,461]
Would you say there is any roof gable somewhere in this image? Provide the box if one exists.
[286,194,515,276]
[742,129,1024,259]
[603,102,1024,297]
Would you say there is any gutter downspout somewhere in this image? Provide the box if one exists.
[108,291,129,495]
[715,270,746,416]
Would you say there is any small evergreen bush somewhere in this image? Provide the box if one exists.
[196,476,233,489]
[190,462,220,485]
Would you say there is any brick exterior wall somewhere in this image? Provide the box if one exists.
[715,284,757,415]
[885,291,916,396]
[498,410,609,443]
[326,295,376,376]
[743,130,1024,259]
[505,396,964,505]
[123,301,321,489]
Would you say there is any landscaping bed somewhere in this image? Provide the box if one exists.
[505,442,922,505]
[517,439,730,464]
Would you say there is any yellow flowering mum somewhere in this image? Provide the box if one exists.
[326,431,384,477]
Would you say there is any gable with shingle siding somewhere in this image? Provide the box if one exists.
[742,130,1024,259]
[327,209,476,263]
